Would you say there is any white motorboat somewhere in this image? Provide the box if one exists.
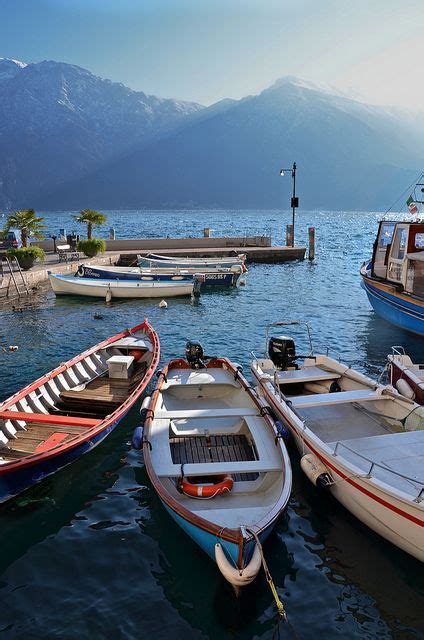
[387,346,424,405]
[133,341,292,587]
[251,321,424,561]
[75,263,243,287]
[137,252,246,270]
[49,272,199,298]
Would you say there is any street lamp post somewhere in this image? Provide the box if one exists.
[280,162,298,247]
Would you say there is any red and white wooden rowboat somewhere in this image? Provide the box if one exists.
[0,319,159,503]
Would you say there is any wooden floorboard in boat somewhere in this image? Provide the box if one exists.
[170,434,258,481]
[169,435,255,464]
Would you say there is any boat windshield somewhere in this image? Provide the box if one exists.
[372,221,396,279]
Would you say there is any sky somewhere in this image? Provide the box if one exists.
[0,0,423,107]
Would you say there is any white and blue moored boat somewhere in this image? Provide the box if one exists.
[49,272,199,298]
[360,219,424,335]
[133,342,291,587]
[138,252,246,271]
[75,264,243,288]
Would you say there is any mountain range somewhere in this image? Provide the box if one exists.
[0,59,423,211]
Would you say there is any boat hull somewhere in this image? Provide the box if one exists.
[138,255,244,270]
[162,501,274,567]
[0,417,120,503]
[76,264,238,287]
[389,360,424,405]
[254,373,424,561]
[361,273,424,336]
[49,273,194,298]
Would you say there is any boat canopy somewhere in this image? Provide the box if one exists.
[371,221,424,296]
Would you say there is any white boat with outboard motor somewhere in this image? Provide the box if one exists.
[387,346,424,405]
[251,321,424,561]
[132,341,292,587]
[49,272,202,299]
[137,252,247,271]
[75,263,244,288]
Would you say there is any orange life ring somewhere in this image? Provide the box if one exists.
[179,474,234,499]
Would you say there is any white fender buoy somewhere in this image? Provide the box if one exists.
[159,299,168,308]
[215,543,261,587]
[105,287,112,303]
[8,345,18,352]
[300,454,332,489]
[396,378,415,400]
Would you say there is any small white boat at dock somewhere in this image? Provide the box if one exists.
[138,252,246,270]
[48,272,199,298]
[251,321,424,561]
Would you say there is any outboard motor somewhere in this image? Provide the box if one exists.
[186,340,206,369]
[268,336,297,370]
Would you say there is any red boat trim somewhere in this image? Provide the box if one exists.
[143,358,290,547]
[0,319,160,475]
[257,374,424,527]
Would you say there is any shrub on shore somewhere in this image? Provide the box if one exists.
[77,238,106,257]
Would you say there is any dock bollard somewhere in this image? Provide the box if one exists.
[286,225,294,247]
[308,227,315,261]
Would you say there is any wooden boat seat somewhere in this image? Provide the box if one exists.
[0,411,100,427]
[290,389,381,409]
[155,408,259,419]
[156,459,281,478]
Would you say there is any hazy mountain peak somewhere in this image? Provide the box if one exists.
[267,75,361,102]
[0,57,27,81]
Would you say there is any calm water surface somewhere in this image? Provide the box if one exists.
[0,210,422,639]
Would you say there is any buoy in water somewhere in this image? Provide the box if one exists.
[300,453,332,489]
[159,300,168,308]
[239,279,246,286]
[8,345,19,351]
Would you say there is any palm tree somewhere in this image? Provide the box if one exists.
[3,209,46,247]
[73,209,107,240]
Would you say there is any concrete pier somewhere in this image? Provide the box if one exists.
[0,235,306,303]
[118,244,305,266]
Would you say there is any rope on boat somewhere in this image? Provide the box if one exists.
[245,527,287,622]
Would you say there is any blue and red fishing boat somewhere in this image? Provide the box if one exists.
[0,319,159,503]
[360,219,424,335]
[133,342,291,587]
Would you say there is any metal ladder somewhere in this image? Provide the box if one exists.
[0,256,30,298]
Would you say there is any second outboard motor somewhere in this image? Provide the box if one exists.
[185,340,206,369]
[268,336,297,370]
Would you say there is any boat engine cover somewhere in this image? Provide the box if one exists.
[186,340,206,369]
[268,336,296,370]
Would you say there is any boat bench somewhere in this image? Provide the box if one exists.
[156,459,281,478]
[270,366,341,385]
[290,389,381,409]
[154,407,259,420]
[0,411,100,427]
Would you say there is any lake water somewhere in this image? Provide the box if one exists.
[0,210,422,639]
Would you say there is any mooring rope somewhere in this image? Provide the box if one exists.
[245,527,287,622]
